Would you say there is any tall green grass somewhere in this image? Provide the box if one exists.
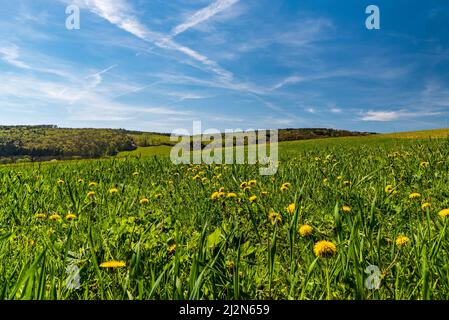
[1,138,449,299]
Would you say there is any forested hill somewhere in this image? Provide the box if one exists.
[277,128,374,141]
[0,126,136,163]
[0,125,374,163]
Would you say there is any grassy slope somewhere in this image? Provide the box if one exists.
[117,128,449,159]
[117,145,173,158]
[5,128,449,168]
[376,128,449,139]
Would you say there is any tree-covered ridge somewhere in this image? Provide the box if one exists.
[0,125,375,163]
[0,126,136,162]
[277,128,374,141]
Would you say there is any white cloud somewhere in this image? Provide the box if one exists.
[75,0,233,80]
[66,64,120,104]
[272,75,303,90]
[0,71,189,124]
[330,107,342,113]
[167,92,210,102]
[85,64,118,89]
[83,0,155,39]
[171,0,240,37]
[306,107,316,114]
[360,110,442,122]
[361,111,401,121]
[17,6,49,25]
[0,44,30,69]
[155,38,233,80]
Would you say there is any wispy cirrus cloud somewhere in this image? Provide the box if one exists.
[360,110,443,122]
[70,0,233,80]
[85,64,118,89]
[0,42,81,80]
[271,75,303,90]
[0,43,30,69]
[170,0,240,37]
[0,71,190,122]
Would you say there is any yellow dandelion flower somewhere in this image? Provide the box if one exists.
[201,177,209,184]
[299,224,313,237]
[420,161,429,168]
[140,198,149,205]
[248,180,257,187]
[268,211,282,225]
[395,235,410,247]
[88,182,98,187]
[421,203,431,210]
[192,175,201,181]
[34,213,46,220]
[227,192,237,198]
[78,178,84,184]
[343,180,352,186]
[249,195,257,203]
[66,213,77,220]
[154,194,162,200]
[323,178,329,185]
[217,192,225,198]
[286,203,296,214]
[99,261,126,268]
[168,244,177,255]
[409,192,421,200]
[240,182,248,189]
[133,171,140,176]
[313,240,337,258]
[226,260,235,270]
[337,175,343,180]
[108,188,119,194]
[219,187,225,193]
[243,186,251,192]
[57,179,64,185]
[87,191,96,198]
[211,191,219,200]
[49,214,62,221]
[280,185,289,192]
[385,185,394,193]
[438,209,449,218]
[342,205,352,213]
[282,182,291,189]
[261,191,269,197]
[211,192,225,200]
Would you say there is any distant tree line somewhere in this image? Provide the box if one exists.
[0,126,136,163]
[277,128,375,141]
[0,125,375,163]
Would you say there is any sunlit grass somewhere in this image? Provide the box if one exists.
[2,134,449,299]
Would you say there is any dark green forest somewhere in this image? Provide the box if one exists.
[0,126,136,163]
[0,125,374,163]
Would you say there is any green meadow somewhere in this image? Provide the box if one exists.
[1,130,449,299]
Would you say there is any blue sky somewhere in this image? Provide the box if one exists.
[0,0,448,133]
